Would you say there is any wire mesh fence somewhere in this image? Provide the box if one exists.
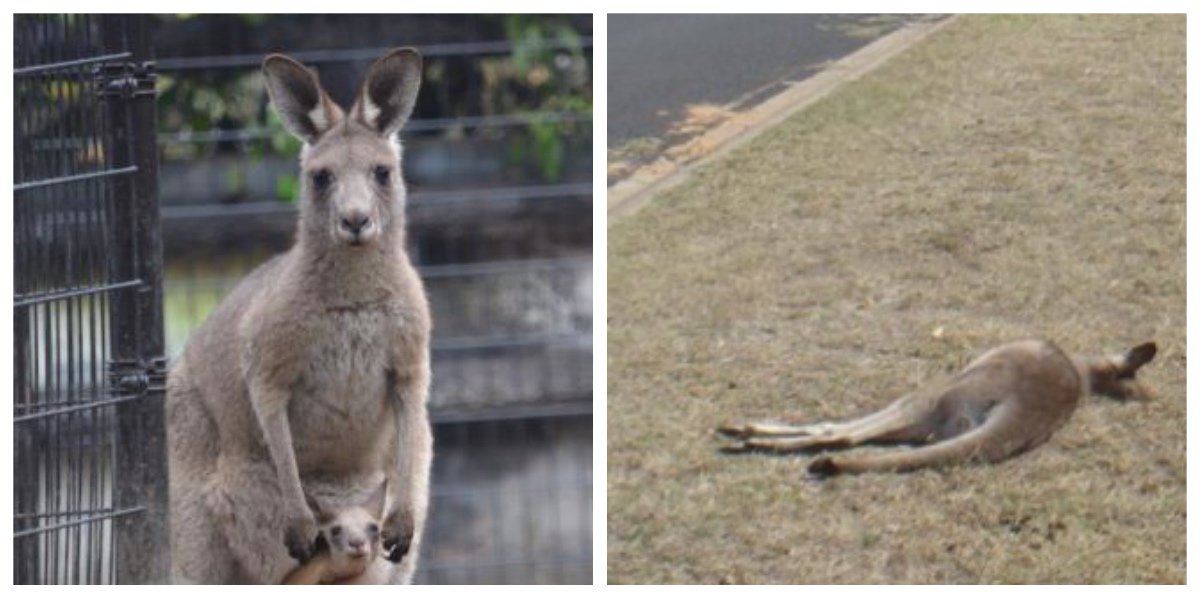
[13,14,169,584]
[13,14,592,585]
[423,415,592,584]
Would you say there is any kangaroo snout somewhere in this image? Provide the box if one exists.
[336,210,376,244]
[339,212,371,235]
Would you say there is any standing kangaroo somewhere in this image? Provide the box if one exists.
[282,482,389,585]
[167,48,432,583]
[717,339,1156,476]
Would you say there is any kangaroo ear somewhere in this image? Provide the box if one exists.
[352,48,422,138]
[365,480,388,521]
[262,54,342,143]
[1120,342,1158,376]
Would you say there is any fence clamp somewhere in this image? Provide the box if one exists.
[108,357,169,396]
[94,61,157,99]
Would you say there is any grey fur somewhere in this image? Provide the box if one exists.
[167,48,431,584]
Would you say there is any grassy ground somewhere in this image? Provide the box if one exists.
[607,15,1185,584]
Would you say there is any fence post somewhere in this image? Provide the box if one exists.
[101,14,170,584]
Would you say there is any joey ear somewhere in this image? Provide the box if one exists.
[352,48,422,138]
[1120,342,1158,376]
[304,490,328,522]
[365,479,388,521]
[262,54,342,143]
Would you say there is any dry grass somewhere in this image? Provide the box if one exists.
[607,15,1185,584]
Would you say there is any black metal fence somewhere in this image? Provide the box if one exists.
[13,14,592,585]
[14,14,169,584]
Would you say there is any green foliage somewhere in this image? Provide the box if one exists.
[266,110,303,202]
[223,162,244,197]
[265,109,302,157]
[155,15,592,196]
[496,15,592,182]
[529,119,565,182]
[275,173,299,204]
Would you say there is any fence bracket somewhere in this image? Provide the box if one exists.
[107,357,168,396]
[93,60,157,99]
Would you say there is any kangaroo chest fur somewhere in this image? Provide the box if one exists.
[287,305,403,474]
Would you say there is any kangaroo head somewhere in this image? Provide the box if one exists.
[263,49,422,250]
[305,480,388,567]
[1084,341,1158,401]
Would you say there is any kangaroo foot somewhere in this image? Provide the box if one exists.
[807,456,842,478]
[716,421,823,440]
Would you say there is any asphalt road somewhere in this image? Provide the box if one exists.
[608,14,925,146]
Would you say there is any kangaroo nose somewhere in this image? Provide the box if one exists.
[340,213,370,235]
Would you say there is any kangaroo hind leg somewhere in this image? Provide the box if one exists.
[721,399,927,454]
[717,394,911,441]
[716,419,828,440]
[808,403,1015,476]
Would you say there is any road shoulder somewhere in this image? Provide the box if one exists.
[607,15,958,222]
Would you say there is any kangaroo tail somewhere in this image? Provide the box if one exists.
[809,408,1022,476]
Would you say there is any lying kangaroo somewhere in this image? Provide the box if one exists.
[167,48,431,583]
[283,483,389,585]
[718,339,1156,476]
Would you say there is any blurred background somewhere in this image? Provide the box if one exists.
[13,14,592,584]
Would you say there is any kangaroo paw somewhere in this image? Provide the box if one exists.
[383,533,412,564]
[284,512,319,563]
[381,509,415,564]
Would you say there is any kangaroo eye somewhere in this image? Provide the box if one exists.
[330,525,343,537]
[373,165,390,186]
[311,168,333,192]
[367,523,379,537]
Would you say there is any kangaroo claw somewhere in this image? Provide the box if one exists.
[807,456,841,478]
